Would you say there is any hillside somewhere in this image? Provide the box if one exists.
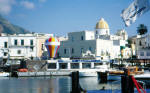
[0,15,30,34]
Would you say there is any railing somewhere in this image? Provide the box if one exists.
[131,76,146,93]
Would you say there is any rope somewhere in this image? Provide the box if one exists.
[132,76,141,93]
[131,76,146,93]
[137,81,146,93]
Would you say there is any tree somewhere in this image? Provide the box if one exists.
[137,24,148,35]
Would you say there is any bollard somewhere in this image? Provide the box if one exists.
[71,71,80,93]
[121,73,134,93]
[97,72,108,83]
[71,71,86,93]
[11,71,18,77]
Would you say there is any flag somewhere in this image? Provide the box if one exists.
[121,0,150,27]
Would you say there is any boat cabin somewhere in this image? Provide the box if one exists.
[46,59,106,70]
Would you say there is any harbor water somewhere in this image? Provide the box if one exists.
[0,76,150,93]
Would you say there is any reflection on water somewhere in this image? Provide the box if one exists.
[0,76,122,93]
[79,77,121,91]
[0,76,71,93]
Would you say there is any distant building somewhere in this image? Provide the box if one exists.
[136,35,150,59]
[58,18,131,60]
[0,33,53,63]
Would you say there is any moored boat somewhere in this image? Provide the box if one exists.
[46,59,110,77]
[0,72,10,77]
[134,72,150,79]
[17,59,111,77]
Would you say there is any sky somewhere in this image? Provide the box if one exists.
[0,0,150,37]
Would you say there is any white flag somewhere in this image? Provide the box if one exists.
[121,0,150,27]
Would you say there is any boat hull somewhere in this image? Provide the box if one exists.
[0,72,10,77]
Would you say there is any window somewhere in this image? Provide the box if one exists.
[30,40,33,46]
[64,49,67,54]
[89,47,92,51]
[71,63,79,69]
[41,44,44,50]
[101,50,104,56]
[72,48,74,54]
[96,31,98,34]
[59,63,68,69]
[4,42,8,48]
[106,30,108,34]
[147,52,150,56]
[72,37,74,42]
[4,52,7,56]
[48,63,56,69]
[139,41,142,46]
[30,46,34,52]
[82,63,91,69]
[81,48,83,53]
[14,39,17,45]
[21,40,24,46]
[17,50,21,54]
[140,52,144,56]
[134,41,136,44]
[81,36,84,40]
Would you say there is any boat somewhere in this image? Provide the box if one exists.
[134,72,150,79]
[79,62,110,77]
[46,59,110,77]
[17,59,111,77]
[79,69,98,77]
[0,72,10,77]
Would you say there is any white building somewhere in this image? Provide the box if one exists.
[136,35,150,59]
[58,18,130,60]
[0,33,53,63]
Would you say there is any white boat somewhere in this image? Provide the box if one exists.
[0,72,10,77]
[17,59,110,77]
[134,72,150,79]
[46,59,110,77]
[79,64,110,77]
[79,69,98,77]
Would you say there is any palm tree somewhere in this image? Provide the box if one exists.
[137,24,148,35]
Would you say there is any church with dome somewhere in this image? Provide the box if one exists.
[58,18,131,60]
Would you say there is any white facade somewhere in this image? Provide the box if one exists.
[0,33,53,61]
[136,34,150,59]
[58,31,129,60]
[137,49,150,59]
[58,18,130,60]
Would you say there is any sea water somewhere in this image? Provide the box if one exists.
[0,76,150,93]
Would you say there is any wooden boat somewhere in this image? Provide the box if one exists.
[126,66,144,75]
[108,70,124,75]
